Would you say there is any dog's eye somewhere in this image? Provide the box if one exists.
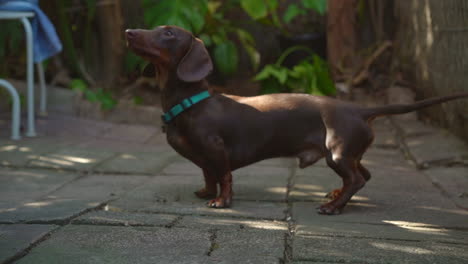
[165,30,174,37]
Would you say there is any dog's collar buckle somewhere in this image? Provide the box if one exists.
[162,90,211,124]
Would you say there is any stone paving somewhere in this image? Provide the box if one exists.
[0,111,467,264]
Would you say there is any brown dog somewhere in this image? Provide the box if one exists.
[125,25,468,215]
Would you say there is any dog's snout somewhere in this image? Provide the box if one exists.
[125,29,137,40]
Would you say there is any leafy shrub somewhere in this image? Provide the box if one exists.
[136,0,259,76]
[70,79,117,110]
[254,46,335,95]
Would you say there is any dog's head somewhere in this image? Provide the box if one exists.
[125,25,213,83]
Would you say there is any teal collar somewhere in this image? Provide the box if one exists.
[162,90,211,124]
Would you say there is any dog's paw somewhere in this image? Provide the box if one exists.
[207,197,231,208]
[317,203,342,215]
[194,188,217,200]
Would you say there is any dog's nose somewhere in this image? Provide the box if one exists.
[125,29,137,39]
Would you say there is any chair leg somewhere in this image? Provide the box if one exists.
[21,17,36,137]
[0,80,21,140]
[36,62,47,116]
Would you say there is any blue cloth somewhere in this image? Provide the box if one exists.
[0,0,62,62]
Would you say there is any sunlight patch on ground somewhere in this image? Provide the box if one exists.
[121,154,137,159]
[383,220,448,236]
[0,145,17,151]
[32,154,96,166]
[0,207,17,213]
[24,201,52,207]
[191,217,287,231]
[34,156,75,166]
[370,242,433,255]
[265,187,286,194]
[59,155,95,164]
[19,147,32,152]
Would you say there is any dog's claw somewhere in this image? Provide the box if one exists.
[207,197,231,208]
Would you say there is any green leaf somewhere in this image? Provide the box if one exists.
[133,96,144,105]
[69,79,88,92]
[144,0,208,33]
[240,0,268,20]
[213,41,238,75]
[312,55,336,95]
[301,0,327,15]
[254,65,289,84]
[254,65,277,81]
[198,34,212,47]
[265,0,279,10]
[181,5,206,33]
[236,29,260,70]
[283,4,304,23]
[85,90,98,102]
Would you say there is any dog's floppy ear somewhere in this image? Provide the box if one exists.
[177,38,213,82]
[141,63,156,78]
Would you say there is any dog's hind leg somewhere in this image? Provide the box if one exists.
[325,159,371,199]
[358,162,371,182]
[319,120,373,214]
[319,155,366,214]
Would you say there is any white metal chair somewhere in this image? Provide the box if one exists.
[0,10,48,139]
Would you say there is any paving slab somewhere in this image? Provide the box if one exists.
[110,174,287,220]
[94,150,177,174]
[35,115,113,138]
[16,225,211,264]
[98,123,160,143]
[396,120,468,167]
[0,224,57,263]
[0,174,150,223]
[0,138,73,167]
[423,167,468,209]
[73,210,178,227]
[209,228,285,263]
[176,215,287,231]
[234,165,291,201]
[293,214,468,244]
[28,147,116,171]
[0,168,79,210]
[293,234,468,264]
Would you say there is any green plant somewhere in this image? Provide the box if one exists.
[141,0,259,76]
[70,79,117,110]
[254,46,335,95]
[240,0,327,32]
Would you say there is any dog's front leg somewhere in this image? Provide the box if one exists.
[207,170,233,208]
[195,169,218,199]
[196,134,233,208]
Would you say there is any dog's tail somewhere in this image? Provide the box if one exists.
[360,92,468,120]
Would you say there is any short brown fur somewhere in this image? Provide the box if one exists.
[126,26,468,214]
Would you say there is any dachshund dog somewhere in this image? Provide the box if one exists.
[125,25,468,215]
